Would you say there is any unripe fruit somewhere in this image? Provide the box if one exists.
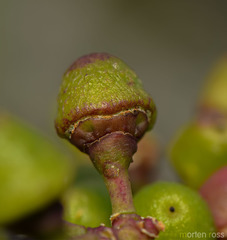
[169,121,227,189]
[134,182,216,240]
[62,181,111,228]
[0,113,74,224]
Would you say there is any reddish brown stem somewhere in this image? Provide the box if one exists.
[103,162,135,216]
[88,132,137,216]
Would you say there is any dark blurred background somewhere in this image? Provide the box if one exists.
[1,0,227,180]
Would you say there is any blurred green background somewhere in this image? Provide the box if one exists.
[1,0,227,181]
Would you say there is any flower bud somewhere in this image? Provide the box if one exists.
[55,53,156,152]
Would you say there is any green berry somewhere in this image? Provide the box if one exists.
[169,121,227,189]
[134,182,216,240]
[62,181,111,228]
[0,113,74,224]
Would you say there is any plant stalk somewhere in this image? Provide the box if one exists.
[103,162,135,216]
[88,132,137,217]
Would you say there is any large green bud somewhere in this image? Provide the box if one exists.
[55,53,156,152]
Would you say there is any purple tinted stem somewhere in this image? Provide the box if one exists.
[103,162,135,216]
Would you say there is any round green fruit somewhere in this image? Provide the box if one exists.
[169,121,227,189]
[134,182,216,240]
[0,113,74,224]
[62,181,111,228]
